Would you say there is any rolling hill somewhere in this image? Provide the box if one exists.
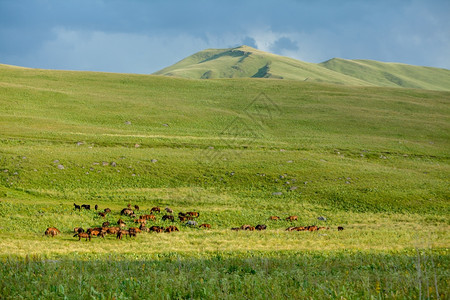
[0,62,449,298]
[154,45,450,91]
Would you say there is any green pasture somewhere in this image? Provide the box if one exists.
[0,64,449,298]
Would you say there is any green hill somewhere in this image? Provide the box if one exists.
[154,45,450,91]
[153,45,372,85]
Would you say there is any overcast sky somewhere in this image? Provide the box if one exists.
[1,0,449,73]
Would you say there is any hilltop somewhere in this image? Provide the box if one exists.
[154,45,450,91]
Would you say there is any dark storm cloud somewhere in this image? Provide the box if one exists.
[0,0,448,73]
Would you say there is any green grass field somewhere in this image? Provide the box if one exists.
[0,64,449,298]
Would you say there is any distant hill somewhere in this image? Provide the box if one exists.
[153,45,450,91]
[320,58,450,91]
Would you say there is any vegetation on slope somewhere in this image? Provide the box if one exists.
[0,65,449,298]
[154,45,450,91]
[153,46,373,85]
[321,58,450,91]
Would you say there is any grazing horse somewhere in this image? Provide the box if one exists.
[107,227,120,235]
[129,227,141,237]
[294,226,306,231]
[102,221,110,228]
[104,208,111,213]
[139,225,149,232]
[240,225,252,230]
[162,215,174,222]
[150,207,161,213]
[98,212,106,218]
[338,226,344,231]
[116,230,130,240]
[134,205,140,211]
[120,208,134,216]
[140,214,156,221]
[165,225,179,233]
[286,216,298,221]
[307,226,318,232]
[81,204,90,210]
[255,224,267,230]
[269,216,280,220]
[199,224,211,229]
[44,227,60,237]
[185,220,198,227]
[73,203,81,211]
[135,218,147,225]
[186,211,200,218]
[165,207,173,214]
[74,232,91,241]
[88,229,105,238]
[149,226,164,233]
[74,227,84,233]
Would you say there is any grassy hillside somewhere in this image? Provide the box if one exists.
[0,64,449,298]
[321,58,450,91]
[153,46,373,85]
[154,45,450,91]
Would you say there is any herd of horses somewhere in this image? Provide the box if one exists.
[43,203,344,241]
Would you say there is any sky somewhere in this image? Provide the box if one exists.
[0,0,449,74]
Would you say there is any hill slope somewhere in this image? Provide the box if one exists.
[153,46,373,86]
[154,45,450,91]
[320,58,450,91]
[1,64,449,215]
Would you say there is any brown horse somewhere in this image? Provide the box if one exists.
[186,211,200,218]
[116,230,130,240]
[134,218,147,225]
[107,227,120,235]
[44,227,60,237]
[165,225,179,233]
[140,214,156,221]
[74,227,84,233]
[162,215,174,222]
[286,216,298,221]
[149,226,164,233]
[150,207,161,213]
[255,225,267,230]
[73,232,91,241]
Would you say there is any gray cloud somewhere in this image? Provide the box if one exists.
[0,0,448,72]
[270,37,299,53]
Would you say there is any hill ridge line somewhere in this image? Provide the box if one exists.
[153,45,450,91]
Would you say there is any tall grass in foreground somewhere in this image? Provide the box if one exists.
[1,251,448,299]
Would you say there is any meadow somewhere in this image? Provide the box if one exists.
[0,64,449,298]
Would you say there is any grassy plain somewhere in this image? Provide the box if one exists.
[0,64,449,298]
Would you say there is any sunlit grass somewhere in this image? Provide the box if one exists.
[0,65,449,298]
